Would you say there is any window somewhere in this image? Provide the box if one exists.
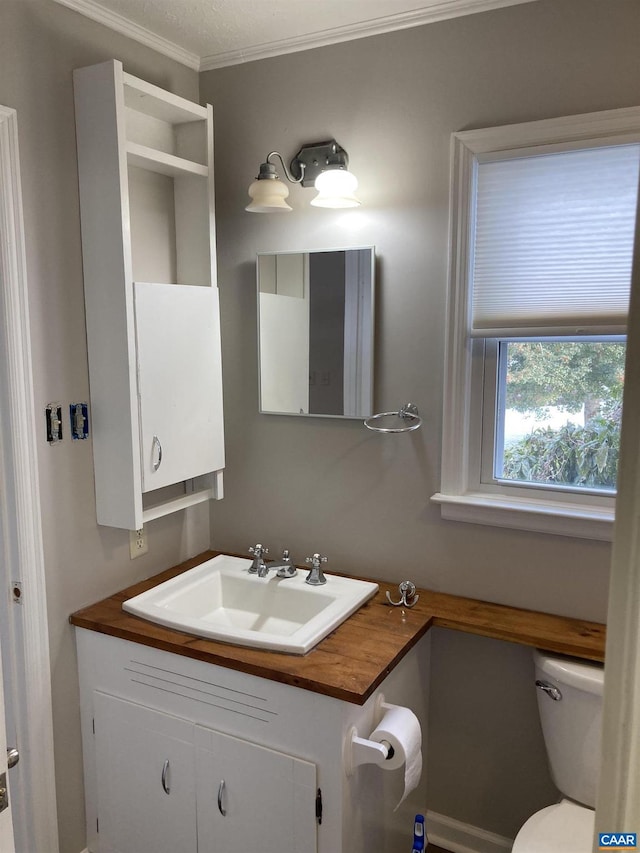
[433,108,640,540]
[492,338,625,492]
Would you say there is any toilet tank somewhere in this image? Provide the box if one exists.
[534,650,604,808]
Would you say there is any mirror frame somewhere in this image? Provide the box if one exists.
[257,246,375,419]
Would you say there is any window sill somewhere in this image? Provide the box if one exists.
[431,491,614,541]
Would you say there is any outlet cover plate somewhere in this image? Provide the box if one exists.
[129,527,148,559]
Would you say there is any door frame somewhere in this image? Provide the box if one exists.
[0,105,59,852]
[594,181,640,842]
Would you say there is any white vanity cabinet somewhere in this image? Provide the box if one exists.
[91,690,316,853]
[75,629,429,853]
[195,726,317,853]
[73,60,224,530]
[93,693,197,853]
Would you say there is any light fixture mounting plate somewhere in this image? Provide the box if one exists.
[291,140,349,187]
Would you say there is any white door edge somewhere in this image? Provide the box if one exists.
[0,105,59,853]
[0,636,15,851]
[595,176,640,843]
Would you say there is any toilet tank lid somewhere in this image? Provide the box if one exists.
[534,650,604,696]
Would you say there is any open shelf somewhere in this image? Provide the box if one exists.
[142,486,217,524]
[123,72,207,124]
[126,142,208,178]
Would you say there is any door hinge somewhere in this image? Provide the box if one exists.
[96,817,99,833]
[92,718,95,735]
[0,772,8,814]
[315,787,322,825]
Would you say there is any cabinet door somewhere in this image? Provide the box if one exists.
[134,282,225,492]
[93,692,197,853]
[195,725,317,853]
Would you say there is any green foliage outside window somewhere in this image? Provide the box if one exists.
[500,341,625,490]
[502,415,621,488]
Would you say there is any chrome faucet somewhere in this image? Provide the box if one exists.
[249,545,298,579]
[305,553,328,586]
[269,549,298,578]
[248,544,269,576]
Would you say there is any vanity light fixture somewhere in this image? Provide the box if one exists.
[245,139,360,212]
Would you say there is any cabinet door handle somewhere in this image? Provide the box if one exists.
[217,779,226,816]
[161,759,170,795]
[152,435,163,471]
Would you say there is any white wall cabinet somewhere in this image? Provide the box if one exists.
[74,60,224,529]
[76,629,429,853]
[134,283,224,491]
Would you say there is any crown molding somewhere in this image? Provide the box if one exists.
[53,0,536,72]
[52,0,200,70]
[199,0,537,70]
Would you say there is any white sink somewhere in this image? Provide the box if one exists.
[123,554,379,654]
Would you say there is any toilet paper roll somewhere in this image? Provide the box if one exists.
[369,704,423,810]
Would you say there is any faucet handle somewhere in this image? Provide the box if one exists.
[248,544,269,575]
[304,554,328,586]
[249,544,268,557]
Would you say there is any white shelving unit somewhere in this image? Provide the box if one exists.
[74,59,224,530]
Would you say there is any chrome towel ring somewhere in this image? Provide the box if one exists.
[364,402,422,433]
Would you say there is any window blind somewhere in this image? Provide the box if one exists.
[471,144,640,337]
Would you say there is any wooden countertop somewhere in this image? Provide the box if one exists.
[70,550,606,705]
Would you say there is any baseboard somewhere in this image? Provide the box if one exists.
[426,810,514,853]
[80,816,513,853]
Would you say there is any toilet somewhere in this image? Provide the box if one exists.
[512,649,604,853]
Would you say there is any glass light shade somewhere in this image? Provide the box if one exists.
[246,177,292,212]
[310,169,360,208]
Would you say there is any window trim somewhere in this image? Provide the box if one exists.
[432,106,640,541]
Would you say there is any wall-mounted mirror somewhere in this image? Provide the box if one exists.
[257,247,375,418]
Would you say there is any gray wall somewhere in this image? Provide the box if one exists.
[0,4,210,852]
[1,1,636,850]
[201,0,640,838]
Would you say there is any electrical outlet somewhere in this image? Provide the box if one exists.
[45,403,63,444]
[129,527,148,559]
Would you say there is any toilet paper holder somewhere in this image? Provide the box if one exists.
[344,694,397,776]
